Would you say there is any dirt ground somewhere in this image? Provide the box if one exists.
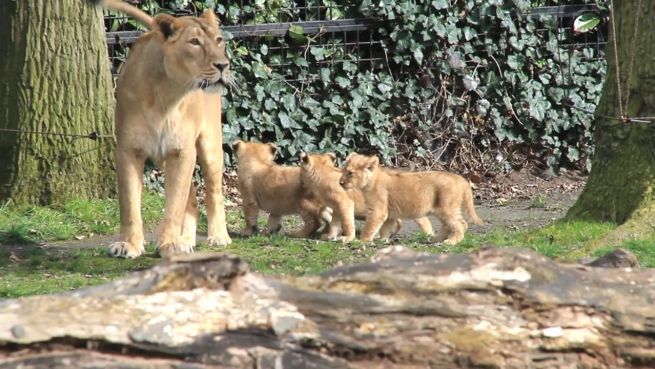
[41,169,586,250]
[423,168,585,236]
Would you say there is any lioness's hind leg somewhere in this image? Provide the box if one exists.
[241,200,260,236]
[156,153,196,258]
[180,182,198,248]
[292,198,322,238]
[443,217,466,245]
[265,214,283,235]
[378,219,401,241]
[414,217,434,236]
[432,207,465,245]
[108,149,146,259]
[198,131,232,246]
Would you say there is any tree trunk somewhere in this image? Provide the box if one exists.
[567,1,655,241]
[1,247,654,369]
[0,0,115,205]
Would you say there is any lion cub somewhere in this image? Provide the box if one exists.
[233,141,329,237]
[322,170,434,241]
[299,152,356,242]
[340,153,483,244]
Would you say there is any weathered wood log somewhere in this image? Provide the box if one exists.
[0,247,654,369]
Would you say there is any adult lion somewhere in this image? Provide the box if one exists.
[100,0,233,258]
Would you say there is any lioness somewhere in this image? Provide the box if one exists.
[232,140,330,237]
[299,153,356,242]
[100,0,233,258]
[340,153,483,244]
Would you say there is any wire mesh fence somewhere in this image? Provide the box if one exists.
[105,1,607,80]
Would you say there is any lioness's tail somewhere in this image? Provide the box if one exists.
[465,184,484,225]
[98,0,154,30]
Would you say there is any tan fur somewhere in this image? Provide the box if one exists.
[323,172,433,241]
[299,153,356,242]
[102,0,154,29]
[341,154,483,244]
[101,1,233,258]
[233,141,330,237]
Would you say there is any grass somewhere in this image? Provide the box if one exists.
[0,193,639,298]
[0,192,165,244]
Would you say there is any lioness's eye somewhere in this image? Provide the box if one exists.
[189,38,201,46]
[216,36,224,44]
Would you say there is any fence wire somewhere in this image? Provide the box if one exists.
[105,1,607,80]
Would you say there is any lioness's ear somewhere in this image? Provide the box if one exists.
[201,9,219,25]
[345,152,356,163]
[267,143,277,156]
[326,152,337,163]
[299,152,309,164]
[232,140,243,152]
[367,155,380,171]
[154,14,177,39]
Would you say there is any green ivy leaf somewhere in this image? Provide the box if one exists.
[573,13,601,34]
[293,57,308,67]
[431,0,448,10]
[335,76,351,89]
[264,98,276,111]
[278,112,292,128]
[288,24,306,42]
[310,47,326,61]
[377,82,392,94]
[251,62,269,79]
[529,101,547,122]
[412,47,424,64]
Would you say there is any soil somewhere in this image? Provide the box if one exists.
[40,169,586,250]
[418,168,586,237]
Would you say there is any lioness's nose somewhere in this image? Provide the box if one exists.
[213,61,230,71]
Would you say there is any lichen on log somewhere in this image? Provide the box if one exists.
[1,247,654,369]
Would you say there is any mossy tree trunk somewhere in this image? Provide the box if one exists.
[0,0,115,205]
[567,1,655,239]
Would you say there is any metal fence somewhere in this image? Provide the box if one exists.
[105,1,607,79]
[528,1,607,60]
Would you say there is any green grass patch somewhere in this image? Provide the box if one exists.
[469,220,617,261]
[0,246,158,298]
[0,192,164,244]
[590,236,655,267]
[0,196,636,298]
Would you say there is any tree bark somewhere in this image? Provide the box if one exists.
[0,0,115,205]
[1,247,654,369]
[567,1,655,237]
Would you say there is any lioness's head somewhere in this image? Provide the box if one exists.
[299,152,337,171]
[153,10,231,94]
[340,153,379,190]
[232,140,277,164]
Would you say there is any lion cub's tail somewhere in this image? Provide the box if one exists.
[465,184,484,225]
[100,0,154,30]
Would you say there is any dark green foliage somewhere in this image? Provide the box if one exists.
[123,0,606,173]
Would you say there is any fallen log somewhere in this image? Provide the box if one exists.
[0,246,653,369]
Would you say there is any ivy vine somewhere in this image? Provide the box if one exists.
[114,0,607,177]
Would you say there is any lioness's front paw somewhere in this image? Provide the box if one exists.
[207,234,232,246]
[442,238,462,246]
[108,241,145,259]
[340,235,356,243]
[156,242,195,258]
